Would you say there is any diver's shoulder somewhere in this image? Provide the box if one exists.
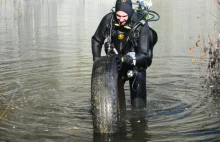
[103,12,114,19]
[99,12,114,23]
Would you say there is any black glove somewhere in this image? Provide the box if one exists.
[104,42,115,55]
[104,42,110,54]
[113,55,123,70]
[93,57,101,62]
[122,55,133,65]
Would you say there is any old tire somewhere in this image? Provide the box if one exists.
[91,56,126,134]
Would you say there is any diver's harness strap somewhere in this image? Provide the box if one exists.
[103,5,160,90]
[104,11,148,56]
[104,0,160,55]
[123,11,148,54]
[105,11,118,55]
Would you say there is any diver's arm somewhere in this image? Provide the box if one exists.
[91,14,111,61]
[135,23,151,68]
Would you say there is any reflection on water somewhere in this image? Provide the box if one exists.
[0,0,220,141]
[93,110,149,142]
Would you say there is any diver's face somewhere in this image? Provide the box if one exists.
[116,11,128,25]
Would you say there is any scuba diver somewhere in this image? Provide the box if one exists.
[91,0,158,109]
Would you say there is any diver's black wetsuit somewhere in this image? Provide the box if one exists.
[91,12,157,108]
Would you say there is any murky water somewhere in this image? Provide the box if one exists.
[0,0,220,141]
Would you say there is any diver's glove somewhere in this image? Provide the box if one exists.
[114,54,123,70]
[93,57,101,62]
[104,42,115,55]
[122,55,134,66]
[104,42,111,54]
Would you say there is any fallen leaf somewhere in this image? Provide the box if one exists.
[203,47,208,53]
[200,55,205,60]
[189,47,195,52]
[192,58,197,63]
[196,40,200,47]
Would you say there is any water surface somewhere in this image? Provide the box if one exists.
[0,0,220,141]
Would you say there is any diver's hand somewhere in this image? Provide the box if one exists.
[122,55,133,65]
[114,55,123,70]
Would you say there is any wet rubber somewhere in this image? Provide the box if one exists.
[91,56,126,134]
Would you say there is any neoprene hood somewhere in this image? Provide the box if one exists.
[115,0,133,19]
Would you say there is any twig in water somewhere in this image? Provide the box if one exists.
[0,88,17,119]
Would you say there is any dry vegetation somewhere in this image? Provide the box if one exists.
[190,0,220,93]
